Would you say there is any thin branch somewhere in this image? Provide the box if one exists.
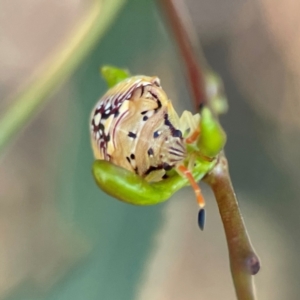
[204,154,260,300]
[159,1,260,299]
[160,0,208,110]
[0,0,126,155]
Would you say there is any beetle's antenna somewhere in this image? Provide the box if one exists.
[177,164,205,208]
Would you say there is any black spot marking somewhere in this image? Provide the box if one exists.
[128,131,137,139]
[126,156,131,163]
[143,115,148,121]
[153,100,162,114]
[163,163,172,171]
[130,153,135,160]
[153,131,160,138]
[198,209,205,231]
[101,109,112,120]
[163,113,183,138]
[144,165,163,176]
[141,110,148,115]
[155,99,162,112]
[140,85,145,97]
[164,114,172,127]
[93,96,122,124]
[114,111,119,118]
[147,148,154,156]
[149,91,159,101]
[162,174,168,179]
[172,129,182,138]
[92,118,104,133]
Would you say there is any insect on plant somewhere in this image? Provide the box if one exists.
[90,66,226,229]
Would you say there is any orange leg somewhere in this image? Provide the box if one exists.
[177,164,205,209]
[185,129,200,144]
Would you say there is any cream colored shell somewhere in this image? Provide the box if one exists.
[90,76,200,182]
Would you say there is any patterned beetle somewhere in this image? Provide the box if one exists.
[90,75,207,211]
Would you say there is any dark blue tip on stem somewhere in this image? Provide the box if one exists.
[198,209,205,230]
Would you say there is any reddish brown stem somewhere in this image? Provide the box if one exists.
[160,0,208,110]
[204,154,260,300]
[160,1,260,299]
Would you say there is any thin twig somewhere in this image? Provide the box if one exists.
[160,0,208,110]
[159,1,260,299]
[204,154,260,300]
[0,0,126,155]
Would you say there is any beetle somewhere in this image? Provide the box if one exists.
[90,67,226,229]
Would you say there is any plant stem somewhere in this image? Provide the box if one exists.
[204,154,260,300]
[160,0,208,110]
[159,1,260,299]
[0,0,126,155]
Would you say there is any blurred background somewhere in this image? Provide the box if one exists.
[0,0,299,299]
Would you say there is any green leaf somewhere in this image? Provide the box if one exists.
[101,66,130,88]
[198,107,226,157]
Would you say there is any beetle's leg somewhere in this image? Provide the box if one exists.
[179,111,201,143]
[193,151,215,163]
[186,129,200,144]
[176,164,205,209]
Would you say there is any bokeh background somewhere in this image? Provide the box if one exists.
[1,0,299,299]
